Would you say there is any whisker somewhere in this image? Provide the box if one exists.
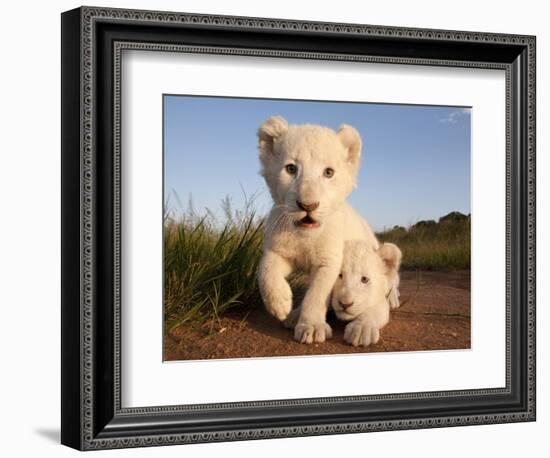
[269,211,288,234]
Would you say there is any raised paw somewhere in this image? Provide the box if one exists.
[294,321,333,344]
[344,319,380,347]
[270,301,292,322]
[263,292,292,321]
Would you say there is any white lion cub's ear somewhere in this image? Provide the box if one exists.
[337,124,362,166]
[258,116,288,159]
[377,243,402,276]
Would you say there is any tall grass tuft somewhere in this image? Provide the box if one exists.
[164,196,264,332]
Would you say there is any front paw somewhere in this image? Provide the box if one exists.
[264,293,292,322]
[270,302,292,322]
[344,319,381,347]
[294,320,333,344]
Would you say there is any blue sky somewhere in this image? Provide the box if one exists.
[164,95,470,232]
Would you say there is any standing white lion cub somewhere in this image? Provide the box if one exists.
[256,116,380,344]
[331,240,402,347]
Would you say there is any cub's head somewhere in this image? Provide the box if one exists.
[331,241,402,321]
[257,116,362,231]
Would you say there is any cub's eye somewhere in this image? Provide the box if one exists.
[285,164,297,175]
[338,273,343,279]
[361,276,369,284]
[323,167,335,178]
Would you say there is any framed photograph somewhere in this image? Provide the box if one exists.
[61,6,536,450]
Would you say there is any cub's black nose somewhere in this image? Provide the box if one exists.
[296,200,319,212]
[339,301,354,310]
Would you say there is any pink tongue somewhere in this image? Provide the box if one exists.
[301,216,319,228]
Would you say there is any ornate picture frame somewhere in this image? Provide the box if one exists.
[61,6,536,450]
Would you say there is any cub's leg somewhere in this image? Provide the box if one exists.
[344,303,390,347]
[257,250,294,321]
[388,273,401,310]
[294,266,339,344]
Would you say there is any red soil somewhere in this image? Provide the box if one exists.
[164,270,470,361]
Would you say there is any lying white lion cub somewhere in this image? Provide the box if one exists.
[256,116,380,344]
[331,240,402,347]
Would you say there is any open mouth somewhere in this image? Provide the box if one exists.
[294,214,320,229]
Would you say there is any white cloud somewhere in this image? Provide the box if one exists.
[440,108,470,124]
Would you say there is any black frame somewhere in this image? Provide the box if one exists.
[61,6,536,450]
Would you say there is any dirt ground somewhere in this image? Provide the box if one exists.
[164,270,470,361]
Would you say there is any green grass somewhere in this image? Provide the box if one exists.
[377,212,471,270]
[164,198,265,332]
[164,203,470,329]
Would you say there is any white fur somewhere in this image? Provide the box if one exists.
[331,241,402,347]
[256,116,379,344]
